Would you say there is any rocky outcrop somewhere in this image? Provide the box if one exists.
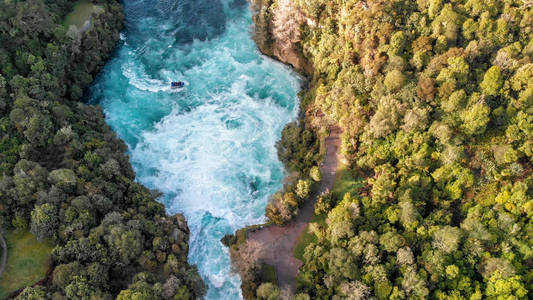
[250,0,312,74]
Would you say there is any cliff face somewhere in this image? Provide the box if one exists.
[250,0,312,74]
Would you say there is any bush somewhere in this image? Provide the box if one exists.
[295,179,312,200]
[309,166,322,182]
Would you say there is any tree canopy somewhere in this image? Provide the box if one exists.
[249,0,532,298]
[0,0,205,298]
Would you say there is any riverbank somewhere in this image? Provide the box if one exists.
[247,126,341,294]
[227,1,325,298]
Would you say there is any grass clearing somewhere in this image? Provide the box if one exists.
[331,163,364,199]
[0,231,53,299]
[293,213,326,261]
[63,1,103,29]
[293,225,317,261]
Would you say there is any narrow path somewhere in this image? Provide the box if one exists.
[0,232,7,277]
[247,126,341,294]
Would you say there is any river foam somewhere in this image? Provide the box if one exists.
[88,0,300,298]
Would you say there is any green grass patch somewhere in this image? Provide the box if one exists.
[63,1,103,29]
[293,226,317,261]
[0,231,53,298]
[293,213,326,261]
[233,224,266,248]
[258,263,277,284]
[331,163,364,199]
[318,129,329,159]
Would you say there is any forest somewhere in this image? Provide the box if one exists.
[0,0,205,299]
[246,0,533,299]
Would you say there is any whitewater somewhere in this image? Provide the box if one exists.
[88,0,300,298]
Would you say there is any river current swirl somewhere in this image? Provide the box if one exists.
[88,0,300,298]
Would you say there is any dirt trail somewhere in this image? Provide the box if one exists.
[0,232,7,277]
[247,126,341,294]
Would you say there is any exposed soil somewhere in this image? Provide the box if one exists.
[247,126,341,294]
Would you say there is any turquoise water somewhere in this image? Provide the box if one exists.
[88,0,300,298]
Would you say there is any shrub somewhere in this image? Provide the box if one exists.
[309,165,322,182]
[295,179,312,200]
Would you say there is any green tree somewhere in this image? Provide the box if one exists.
[276,122,320,172]
[389,31,407,55]
[485,272,528,299]
[369,164,397,206]
[30,203,58,241]
[384,69,406,91]
[432,226,462,254]
[53,262,82,288]
[105,225,143,265]
[48,168,78,192]
[461,103,491,136]
[480,66,504,96]
[379,231,404,253]
[64,276,98,300]
[402,267,429,298]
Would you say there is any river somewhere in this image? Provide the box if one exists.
[88,0,300,298]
